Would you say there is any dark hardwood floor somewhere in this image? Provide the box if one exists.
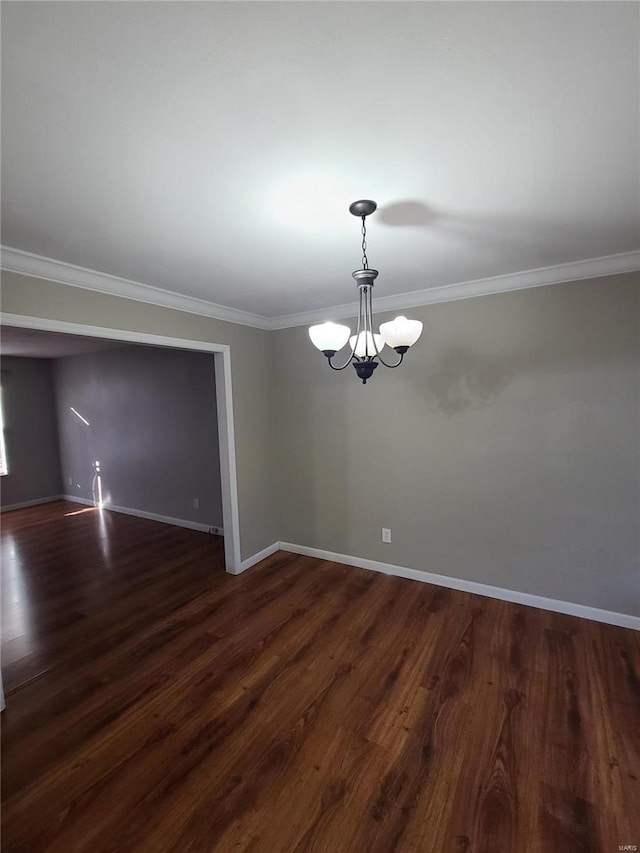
[1,500,639,852]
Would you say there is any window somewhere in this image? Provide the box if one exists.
[0,388,8,476]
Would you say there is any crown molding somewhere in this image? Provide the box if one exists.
[2,244,638,332]
[0,245,271,330]
[269,250,640,329]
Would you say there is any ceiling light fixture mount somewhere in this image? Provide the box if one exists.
[309,199,423,383]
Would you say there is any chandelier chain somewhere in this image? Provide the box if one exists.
[361,216,368,270]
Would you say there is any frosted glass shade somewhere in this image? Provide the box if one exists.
[349,331,386,358]
[309,322,351,353]
[379,316,423,349]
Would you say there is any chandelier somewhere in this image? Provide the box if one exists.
[308,200,423,384]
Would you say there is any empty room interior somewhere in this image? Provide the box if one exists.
[0,2,638,852]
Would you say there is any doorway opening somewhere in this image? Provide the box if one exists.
[0,313,242,574]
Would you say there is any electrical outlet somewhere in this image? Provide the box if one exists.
[382,527,392,543]
[193,498,200,510]
[68,476,73,487]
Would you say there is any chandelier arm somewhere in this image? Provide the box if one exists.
[378,351,405,369]
[326,287,363,371]
[365,282,375,357]
[364,284,405,368]
[327,356,355,372]
[363,284,370,357]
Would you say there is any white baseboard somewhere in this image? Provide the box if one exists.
[1,494,64,512]
[10,500,631,629]
[62,495,223,535]
[279,542,640,631]
[235,541,281,575]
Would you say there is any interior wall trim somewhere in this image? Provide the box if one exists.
[63,495,224,535]
[0,246,271,330]
[2,245,638,331]
[239,541,281,574]
[278,543,640,631]
[0,494,64,512]
[271,250,640,329]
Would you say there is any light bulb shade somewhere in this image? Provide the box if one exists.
[379,316,423,349]
[349,331,386,358]
[309,322,351,353]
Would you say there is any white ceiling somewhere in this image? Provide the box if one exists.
[1,2,638,320]
[1,326,125,359]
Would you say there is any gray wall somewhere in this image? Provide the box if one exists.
[0,356,62,507]
[54,345,223,527]
[2,271,278,561]
[274,273,640,617]
[3,270,638,617]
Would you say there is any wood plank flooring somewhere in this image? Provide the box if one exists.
[2,500,639,852]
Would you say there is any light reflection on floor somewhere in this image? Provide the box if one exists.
[1,500,225,699]
[62,506,111,561]
[97,508,111,563]
[1,530,34,655]
[2,504,110,659]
